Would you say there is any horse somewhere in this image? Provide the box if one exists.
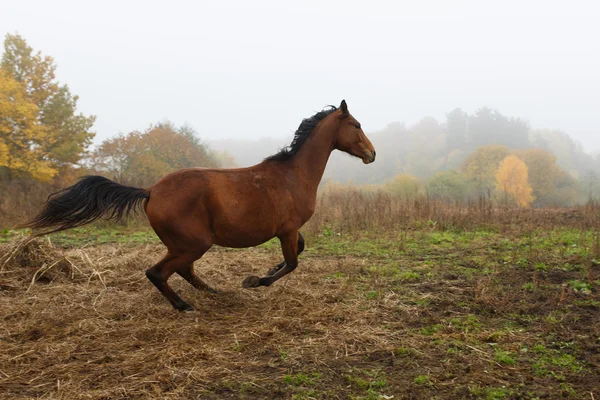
[22,100,376,311]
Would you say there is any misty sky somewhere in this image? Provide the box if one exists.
[2,0,599,152]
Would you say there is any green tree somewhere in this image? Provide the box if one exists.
[383,173,422,199]
[461,145,510,191]
[1,33,95,167]
[427,170,472,202]
[551,171,581,205]
[444,149,468,170]
[581,170,600,201]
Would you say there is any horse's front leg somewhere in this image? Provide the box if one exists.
[242,231,299,288]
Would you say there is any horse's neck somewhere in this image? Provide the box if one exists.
[290,119,337,193]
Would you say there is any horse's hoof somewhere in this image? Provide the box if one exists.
[242,275,261,288]
[178,303,195,312]
[207,287,219,294]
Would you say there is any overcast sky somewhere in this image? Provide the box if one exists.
[2,0,599,151]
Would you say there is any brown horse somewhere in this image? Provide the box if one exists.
[23,100,376,311]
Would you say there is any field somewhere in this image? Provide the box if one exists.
[1,201,600,399]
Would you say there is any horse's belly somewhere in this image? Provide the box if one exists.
[207,182,289,248]
[211,219,277,248]
[212,230,275,248]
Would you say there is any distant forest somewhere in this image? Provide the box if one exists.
[211,108,600,206]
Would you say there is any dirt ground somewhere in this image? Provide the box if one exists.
[0,228,599,399]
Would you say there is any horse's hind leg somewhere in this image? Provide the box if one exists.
[177,263,218,294]
[146,253,197,311]
[245,231,299,288]
[266,232,304,275]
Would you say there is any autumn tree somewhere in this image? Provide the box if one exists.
[92,122,220,187]
[1,33,95,170]
[495,155,534,207]
[0,70,56,181]
[530,128,599,180]
[461,145,510,191]
[513,148,564,205]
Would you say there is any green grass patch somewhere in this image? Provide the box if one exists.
[283,372,322,386]
[344,369,387,393]
[420,324,443,336]
[531,344,583,377]
[567,280,592,294]
[494,349,516,365]
[413,375,430,385]
[396,271,420,281]
[469,385,513,400]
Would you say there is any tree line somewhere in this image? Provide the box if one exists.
[0,34,223,190]
[320,110,599,205]
[0,34,227,226]
[333,145,590,207]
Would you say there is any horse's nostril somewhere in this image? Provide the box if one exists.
[372,151,376,160]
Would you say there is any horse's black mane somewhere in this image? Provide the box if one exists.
[265,106,338,162]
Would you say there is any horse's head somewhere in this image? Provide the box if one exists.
[334,100,376,164]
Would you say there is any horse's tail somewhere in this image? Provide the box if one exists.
[20,175,150,236]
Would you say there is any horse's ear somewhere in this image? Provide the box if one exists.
[339,99,349,118]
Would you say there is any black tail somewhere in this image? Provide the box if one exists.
[21,176,150,235]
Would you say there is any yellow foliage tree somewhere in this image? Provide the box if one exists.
[495,155,535,207]
[1,33,95,173]
[513,148,564,204]
[0,70,57,181]
[461,145,510,190]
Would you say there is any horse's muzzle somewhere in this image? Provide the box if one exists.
[362,150,376,164]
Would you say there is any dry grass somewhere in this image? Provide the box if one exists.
[307,188,600,233]
[1,223,599,399]
[1,190,599,399]
[0,237,406,399]
[0,180,58,229]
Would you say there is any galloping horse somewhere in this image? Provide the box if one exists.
[23,100,376,311]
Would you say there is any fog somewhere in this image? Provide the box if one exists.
[2,0,599,152]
